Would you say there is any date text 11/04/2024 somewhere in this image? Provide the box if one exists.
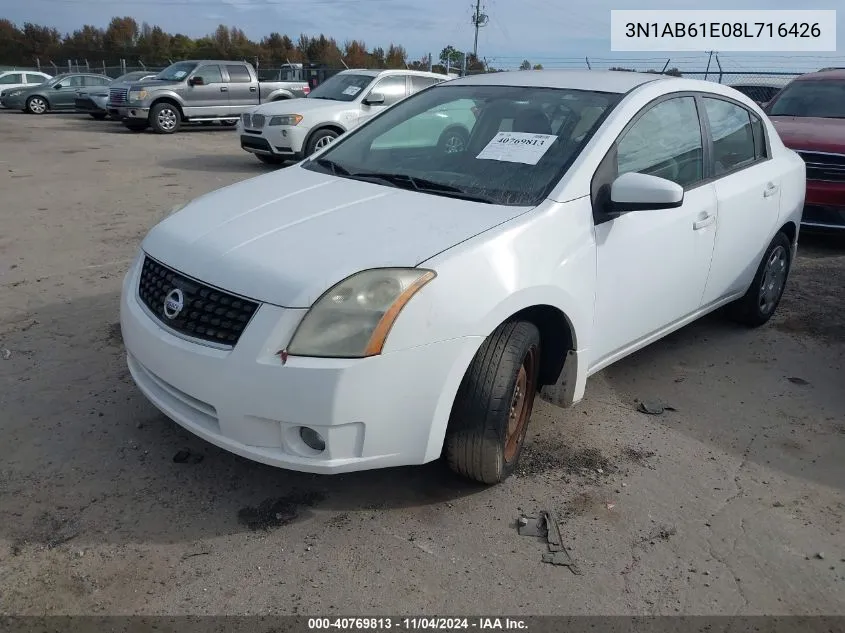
[624,22,822,39]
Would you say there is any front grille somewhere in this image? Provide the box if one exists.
[137,255,260,347]
[251,114,266,128]
[109,88,128,104]
[796,151,845,182]
[240,135,272,152]
[241,113,251,128]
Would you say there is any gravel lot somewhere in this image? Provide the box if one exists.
[1,111,844,616]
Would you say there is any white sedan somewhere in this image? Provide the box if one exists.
[121,70,806,484]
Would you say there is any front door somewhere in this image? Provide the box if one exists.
[357,75,408,126]
[183,65,228,117]
[698,97,781,306]
[52,75,84,108]
[590,95,717,369]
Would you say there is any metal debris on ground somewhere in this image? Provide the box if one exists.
[517,510,582,575]
[788,376,810,386]
[1,348,11,360]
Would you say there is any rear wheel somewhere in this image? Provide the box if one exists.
[149,102,181,134]
[437,127,469,154]
[727,231,792,327]
[445,320,541,484]
[304,129,339,157]
[256,154,287,165]
[26,96,48,115]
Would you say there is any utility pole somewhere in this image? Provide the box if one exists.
[471,0,489,59]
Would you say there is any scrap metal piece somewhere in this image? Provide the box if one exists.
[517,510,581,575]
[517,515,546,537]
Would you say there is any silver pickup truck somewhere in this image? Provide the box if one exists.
[112,60,310,134]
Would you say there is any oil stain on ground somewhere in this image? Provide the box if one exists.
[237,491,326,531]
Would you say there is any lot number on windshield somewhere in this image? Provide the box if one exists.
[476,132,558,165]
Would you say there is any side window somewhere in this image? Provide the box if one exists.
[84,76,109,86]
[0,73,22,84]
[226,65,251,83]
[750,112,768,160]
[58,76,84,88]
[368,75,407,106]
[192,65,223,85]
[703,97,757,176]
[617,96,703,188]
[409,76,439,94]
[26,74,46,84]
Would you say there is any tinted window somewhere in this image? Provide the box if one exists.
[84,76,111,86]
[226,65,251,83]
[703,98,756,176]
[369,75,408,106]
[192,65,223,85]
[617,97,703,188]
[409,76,440,93]
[768,79,845,118]
[304,84,620,206]
[750,113,767,160]
[0,73,22,84]
[26,74,47,84]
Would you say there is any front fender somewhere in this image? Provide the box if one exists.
[143,90,184,109]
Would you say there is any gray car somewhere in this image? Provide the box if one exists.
[1,73,111,114]
[75,71,156,119]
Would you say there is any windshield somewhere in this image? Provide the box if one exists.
[307,73,375,101]
[115,72,150,83]
[154,62,198,82]
[46,74,69,86]
[768,79,845,118]
[302,84,621,206]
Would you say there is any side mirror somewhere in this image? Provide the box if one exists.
[609,172,684,214]
[188,76,204,86]
[54,84,64,90]
[363,92,385,106]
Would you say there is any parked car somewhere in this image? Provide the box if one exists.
[75,71,156,119]
[237,69,450,164]
[112,60,311,133]
[0,70,52,105]
[765,69,845,231]
[120,70,805,484]
[0,73,110,113]
[727,75,791,106]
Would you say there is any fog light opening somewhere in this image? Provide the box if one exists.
[299,427,326,452]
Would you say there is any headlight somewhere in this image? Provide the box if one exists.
[287,268,436,358]
[128,89,148,102]
[269,114,303,126]
[8,90,23,97]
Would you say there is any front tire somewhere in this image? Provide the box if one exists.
[304,129,339,157]
[26,96,48,115]
[149,102,181,134]
[728,231,792,327]
[445,320,541,485]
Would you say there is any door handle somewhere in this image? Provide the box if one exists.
[220,86,228,92]
[249,86,257,92]
[763,182,779,198]
[693,213,715,230]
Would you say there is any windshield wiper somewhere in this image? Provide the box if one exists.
[349,172,494,203]
[313,157,350,176]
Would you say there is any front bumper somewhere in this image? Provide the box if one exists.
[238,122,308,159]
[120,254,479,474]
[1,96,24,109]
[117,106,150,121]
[803,181,845,230]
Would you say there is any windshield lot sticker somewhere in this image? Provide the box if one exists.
[173,71,188,79]
[476,132,558,165]
[342,86,362,96]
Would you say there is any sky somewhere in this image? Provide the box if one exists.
[4,0,845,71]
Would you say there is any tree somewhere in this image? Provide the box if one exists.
[519,59,531,70]
[533,63,543,70]
[439,45,464,70]
[385,44,407,69]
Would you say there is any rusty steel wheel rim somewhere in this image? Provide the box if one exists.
[504,346,538,463]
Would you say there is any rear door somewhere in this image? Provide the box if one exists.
[184,64,228,117]
[357,74,409,126]
[223,64,257,112]
[698,96,780,306]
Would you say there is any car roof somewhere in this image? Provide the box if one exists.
[444,69,667,93]
[338,68,449,79]
[792,68,845,81]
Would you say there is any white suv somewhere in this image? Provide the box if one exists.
[237,69,450,164]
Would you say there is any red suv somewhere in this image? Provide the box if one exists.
[765,69,845,231]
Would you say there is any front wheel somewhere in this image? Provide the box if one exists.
[445,320,541,484]
[437,127,469,155]
[304,129,339,157]
[727,231,792,327]
[149,102,181,134]
[26,96,48,115]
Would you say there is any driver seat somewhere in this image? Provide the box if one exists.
[512,108,552,135]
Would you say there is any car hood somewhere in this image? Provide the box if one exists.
[141,165,529,308]
[253,98,351,117]
[127,80,181,91]
[769,116,845,154]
